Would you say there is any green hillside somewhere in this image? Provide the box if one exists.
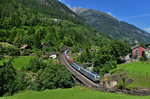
[111,62,150,89]
[1,87,150,99]
[0,0,107,51]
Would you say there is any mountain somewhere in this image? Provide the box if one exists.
[72,7,150,44]
[0,0,112,51]
[16,0,86,24]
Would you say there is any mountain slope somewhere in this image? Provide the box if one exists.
[72,7,150,43]
[0,0,112,51]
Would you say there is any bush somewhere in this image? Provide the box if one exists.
[140,56,145,61]
[26,57,46,72]
[0,61,16,96]
[31,63,73,91]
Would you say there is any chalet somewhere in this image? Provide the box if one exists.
[20,45,31,50]
[131,45,146,59]
[143,48,150,61]
[49,52,58,59]
[20,45,32,54]
[41,43,46,48]
[90,49,95,53]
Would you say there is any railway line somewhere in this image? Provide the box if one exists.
[61,53,102,88]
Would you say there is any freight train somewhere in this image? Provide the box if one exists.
[64,50,100,82]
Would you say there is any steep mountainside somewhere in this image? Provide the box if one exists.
[0,0,112,52]
[72,7,150,43]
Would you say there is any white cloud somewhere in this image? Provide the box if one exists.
[144,27,150,33]
[121,14,150,20]
[58,0,71,8]
[107,12,115,17]
[107,12,112,16]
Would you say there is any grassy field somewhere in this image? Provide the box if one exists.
[0,42,15,48]
[111,61,150,89]
[0,56,34,70]
[116,61,150,75]
[1,87,150,99]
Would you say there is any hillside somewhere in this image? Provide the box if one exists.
[0,0,110,52]
[72,7,150,44]
[1,87,150,99]
[111,61,150,89]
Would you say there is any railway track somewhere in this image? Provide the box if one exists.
[61,53,100,88]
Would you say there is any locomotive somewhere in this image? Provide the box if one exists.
[64,50,100,82]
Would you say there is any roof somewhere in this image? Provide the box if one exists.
[41,43,46,46]
[146,43,150,46]
[131,45,146,50]
[20,45,28,49]
[50,52,58,55]
[144,48,150,52]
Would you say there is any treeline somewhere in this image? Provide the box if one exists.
[0,57,73,96]
[0,44,20,57]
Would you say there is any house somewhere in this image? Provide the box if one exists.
[90,49,95,53]
[20,45,32,54]
[143,48,150,61]
[145,43,150,48]
[41,43,46,48]
[131,45,146,59]
[49,52,58,59]
[20,45,32,50]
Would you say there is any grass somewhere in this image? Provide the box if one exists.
[1,87,150,99]
[111,61,150,89]
[0,56,34,70]
[0,42,15,48]
[117,61,150,75]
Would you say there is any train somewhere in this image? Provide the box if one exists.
[64,50,100,82]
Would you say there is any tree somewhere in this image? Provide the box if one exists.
[26,57,46,73]
[0,61,16,96]
[34,34,41,48]
[31,63,73,91]
[0,44,5,59]
[14,71,28,92]
[13,35,23,48]
[111,41,130,63]
[15,17,21,28]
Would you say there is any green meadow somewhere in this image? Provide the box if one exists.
[117,61,150,75]
[0,56,34,70]
[112,61,150,89]
[0,87,150,99]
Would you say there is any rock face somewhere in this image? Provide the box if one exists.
[72,7,150,43]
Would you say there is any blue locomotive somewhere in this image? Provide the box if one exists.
[64,50,100,82]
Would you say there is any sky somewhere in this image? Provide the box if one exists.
[58,0,150,33]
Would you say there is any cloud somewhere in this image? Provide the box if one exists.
[58,0,71,8]
[144,27,150,33]
[121,14,150,20]
[107,12,115,17]
[107,12,112,16]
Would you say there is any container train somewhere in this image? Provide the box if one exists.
[64,50,100,82]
